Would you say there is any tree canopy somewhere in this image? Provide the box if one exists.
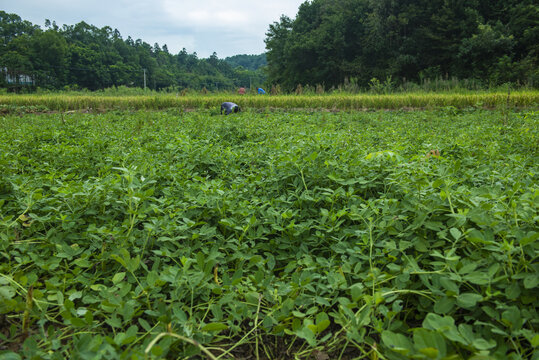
[0,12,265,91]
[224,54,267,71]
[264,0,539,90]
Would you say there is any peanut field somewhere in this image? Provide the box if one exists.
[0,106,538,359]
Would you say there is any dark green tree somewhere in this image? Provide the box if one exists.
[30,30,68,88]
[1,12,266,91]
[265,15,294,89]
[264,0,538,89]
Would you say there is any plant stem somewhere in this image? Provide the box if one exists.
[145,332,218,360]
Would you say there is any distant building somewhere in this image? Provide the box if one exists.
[2,67,35,86]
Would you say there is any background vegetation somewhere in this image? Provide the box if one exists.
[265,0,539,91]
[224,54,267,72]
[0,11,266,92]
[3,0,539,93]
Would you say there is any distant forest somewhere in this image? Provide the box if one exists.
[0,11,266,92]
[265,0,538,91]
[2,0,538,93]
[224,54,268,71]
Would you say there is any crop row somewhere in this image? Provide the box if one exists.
[0,91,538,111]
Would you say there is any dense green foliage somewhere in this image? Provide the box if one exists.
[224,54,267,71]
[0,12,265,91]
[265,0,539,90]
[0,108,537,359]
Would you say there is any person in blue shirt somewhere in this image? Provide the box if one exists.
[257,87,266,95]
[220,102,241,115]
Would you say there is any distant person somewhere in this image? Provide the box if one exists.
[220,102,241,115]
[257,87,266,95]
[238,87,246,95]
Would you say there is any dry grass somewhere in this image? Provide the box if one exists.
[0,91,538,111]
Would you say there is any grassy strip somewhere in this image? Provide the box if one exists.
[0,91,538,111]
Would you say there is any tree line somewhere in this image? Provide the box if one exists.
[224,54,267,71]
[264,0,538,91]
[0,11,266,92]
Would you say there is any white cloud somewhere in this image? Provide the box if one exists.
[185,9,248,27]
[159,0,304,56]
[162,0,301,29]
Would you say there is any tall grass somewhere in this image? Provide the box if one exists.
[0,91,537,111]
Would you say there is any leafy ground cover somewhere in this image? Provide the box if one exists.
[0,90,538,112]
[0,108,538,359]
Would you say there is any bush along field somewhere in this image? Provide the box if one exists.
[0,108,538,359]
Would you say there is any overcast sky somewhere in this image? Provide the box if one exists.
[0,0,305,58]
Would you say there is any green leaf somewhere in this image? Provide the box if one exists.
[501,307,522,330]
[466,229,487,244]
[196,251,205,269]
[70,317,86,327]
[434,297,455,314]
[472,338,496,350]
[356,304,371,327]
[245,292,260,304]
[89,284,107,292]
[249,215,256,225]
[315,312,330,333]
[316,319,330,334]
[481,306,499,320]
[524,274,539,289]
[84,311,93,325]
[350,284,363,302]
[0,351,22,360]
[315,296,331,307]
[112,272,126,285]
[73,258,92,268]
[106,315,122,328]
[413,328,446,359]
[458,324,475,342]
[111,254,127,268]
[138,318,151,332]
[449,228,461,241]
[305,151,318,162]
[505,282,521,300]
[0,286,16,299]
[307,324,318,333]
[295,326,316,346]
[423,313,455,330]
[419,347,439,358]
[519,231,538,246]
[457,293,482,308]
[423,313,468,345]
[201,322,228,332]
[127,255,140,272]
[381,330,413,355]
[463,272,490,285]
[439,277,459,294]
[531,334,539,348]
